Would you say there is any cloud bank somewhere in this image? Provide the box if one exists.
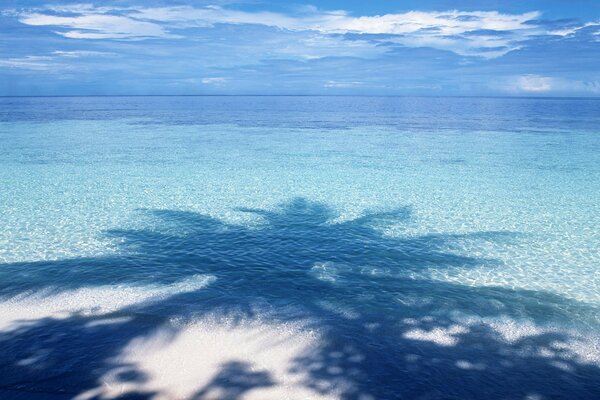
[14,4,595,58]
[1,3,599,96]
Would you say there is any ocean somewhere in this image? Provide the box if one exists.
[1,96,599,399]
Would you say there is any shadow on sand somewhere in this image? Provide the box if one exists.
[0,198,599,399]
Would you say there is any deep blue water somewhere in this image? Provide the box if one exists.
[2,95,600,131]
[0,96,599,399]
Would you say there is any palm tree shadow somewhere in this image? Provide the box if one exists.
[192,362,274,400]
[0,198,599,399]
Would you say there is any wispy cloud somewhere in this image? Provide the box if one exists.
[546,21,600,37]
[201,77,227,85]
[52,50,116,57]
[516,74,554,92]
[499,75,600,94]
[2,3,598,95]
[274,34,387,60]
[128,6,540,37]
[0,50,115,71]
[12,4,589,58]
[0,55,53,70]
[19,12,178,40]
[323,80,364,88]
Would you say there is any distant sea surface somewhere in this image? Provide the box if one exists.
[1,96,599,399]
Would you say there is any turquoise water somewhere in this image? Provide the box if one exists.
[0,96,599,399]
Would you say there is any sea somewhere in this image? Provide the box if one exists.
[0,96,599,399]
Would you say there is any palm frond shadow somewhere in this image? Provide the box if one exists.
[0,198,599,399]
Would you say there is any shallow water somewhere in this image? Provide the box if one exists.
[1,96,599,399]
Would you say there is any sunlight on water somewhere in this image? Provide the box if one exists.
[1,96,599,399]
[0,275,215,331]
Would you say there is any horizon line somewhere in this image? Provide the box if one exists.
[1,94,600,100]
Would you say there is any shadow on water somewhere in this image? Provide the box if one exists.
[0,198,599,399]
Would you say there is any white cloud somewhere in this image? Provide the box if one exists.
[548,21,600,37]
[201,77,227,84]
[19,12,178,39]
[44,4,116,14]
[132,7,549,57]
[0,55,53,70]
[130,6,538,36]
[315,10,540,35]
[0,50,117,71]
[275,34,387,60]
[52,50,116,57]
[132,6,301,29]
[324,80,364,88]
[128,6,542,57]
[11,4,591,58]
[516,74,554,92]
[499,75,600,94]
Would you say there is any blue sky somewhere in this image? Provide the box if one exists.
[1,1,599,96]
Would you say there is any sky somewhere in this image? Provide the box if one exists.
[1,1,599,96]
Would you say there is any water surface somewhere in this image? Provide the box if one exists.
[1,96,599,399]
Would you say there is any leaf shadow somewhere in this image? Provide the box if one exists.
[0,198,599,399]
